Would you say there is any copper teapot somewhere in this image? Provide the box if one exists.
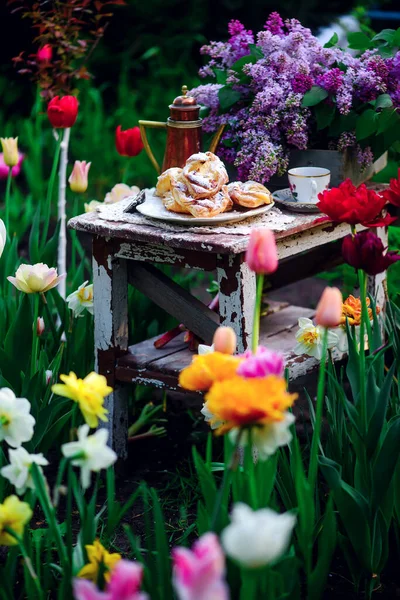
[139,85,225,174]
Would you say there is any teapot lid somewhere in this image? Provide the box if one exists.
[171,85,199,108]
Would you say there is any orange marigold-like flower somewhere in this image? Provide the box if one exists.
[205,375,297,434]
[179,353,243,392]
[339,295,380,327]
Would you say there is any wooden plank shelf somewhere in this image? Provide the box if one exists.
[115,303,317,391]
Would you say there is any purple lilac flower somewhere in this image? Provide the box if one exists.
[237,346,285,378]
[291,73,314,94]
[357,146,374,171]
[337,132,357,152]
[316,68,343,94]
[228,19,254,61]
[264,12,285,36]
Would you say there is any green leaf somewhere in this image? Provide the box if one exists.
[248,44,263,59]
[41,220,61,266]
[230,55,257,73]
[371,29,395,44]
[371,416,400,513]
[324,32,339,48]
[214,69,227,85]
[301,86,328,107]
[366,362,395,457]
[29,207,41,265]
[355,109,378,141]
[218,86,242,111]
[329,111,357,137]
[347,31,372,50]
[375,94,393,109]
[4,294,33,376]
[393,27,400,47]
[309,496,337,599]
[315,103,336,130]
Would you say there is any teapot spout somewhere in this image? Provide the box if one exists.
[208,124,226,154]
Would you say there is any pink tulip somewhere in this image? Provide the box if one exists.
[172,533,229,600]
[73,560,148,600]
[213,327,236,355]
[245,228,278,274]
[237,346,284,378]
[0,152,24,180]
[315,287,343,328]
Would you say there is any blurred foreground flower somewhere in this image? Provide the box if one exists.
[84,200,102,213]
[0,388,35,448]
[7,263,65,294]
[179,353,242,392]
[47,95,79,129]
[294,318,338,359]
[213,326,236,354]
[104,183,140,204]
[115,126,144,157]
[0,151,24,180]
[172,532,229,600]
[0,137,19,167]
[1,447,48,495]
[0,219,6,257]
[221,503,296,568]
[382,167,400,207]
[246,228,278,274]
[78,539,121,583]
[67,281,94,317]
[237,346,284,378]
[52,372,111,428]
[69,160,91,193]
[37,317,45,336]
[62,424,116,489]
[74,559,148,600]
[36,44,52,63]
[231,411,295,459]
[342,230,400,276]
[0,495,32,546]
[315,286,342,328]
[317,179,394,227]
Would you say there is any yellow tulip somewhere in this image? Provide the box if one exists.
[0,137,19,168]
[68,160,91,193]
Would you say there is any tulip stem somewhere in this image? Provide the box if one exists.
[252,274,264,354]
[41,292,58,348]
[308,327,328,491]
[4,169,12,236]
[41,132,62,248]
[31,293,40,377]
[57,128,70,299]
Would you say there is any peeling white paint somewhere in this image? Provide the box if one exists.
[93,260,113,353]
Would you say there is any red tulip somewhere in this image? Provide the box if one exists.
[37,45,52,63]
[115,126,143,157]
[382,168,400,208]
[317,179,394,227]
[342,230,400,276]
[47,96,79,129]
[246,228,278,274]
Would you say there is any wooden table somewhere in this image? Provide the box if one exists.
[68,205,387,457]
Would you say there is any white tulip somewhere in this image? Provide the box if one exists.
[66,281,94,317]
[221,503,296,568]
[1,447,48,495]
[229,412,295,460]
[61,424,117,489]
[0,388,35,448]
[294,318,338,359]
[0,219,6,258]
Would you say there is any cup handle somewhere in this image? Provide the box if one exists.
[310,179,318,201]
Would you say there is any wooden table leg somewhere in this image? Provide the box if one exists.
[216,253,256,353]
[93,237,129,458]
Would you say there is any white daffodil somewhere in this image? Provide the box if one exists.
[294,318,338,359]
[229,411,295,461]
[200,402,225,430]
[84,200,102,213]
[66,281,94,317]
[221,503,296,568]
[0,388,35,448]
[198,344,214,355]
[1,447,48,495]
[61,424,117,489]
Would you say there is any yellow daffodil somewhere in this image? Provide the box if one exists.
[179,352,243,392]
[78,539,121,583]
[205,375,297,435]
[0,495,32,545]
[52,372,112,428]
[0,138,19,167]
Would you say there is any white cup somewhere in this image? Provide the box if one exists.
[288,167,331,203]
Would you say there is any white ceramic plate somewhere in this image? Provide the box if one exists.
[272,188,321,214]
[135,189,275,225]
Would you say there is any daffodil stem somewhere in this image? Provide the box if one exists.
[4,527,44,600]
[4,169,12,236]
[308,327,329,491]
[210,429,244,532]
[31,294,40,377]
[41,293,58,348]
[42,132,62,248]
[252,274,264,354]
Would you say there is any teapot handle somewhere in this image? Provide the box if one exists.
[208,124,225,154]
[138,120,167,174]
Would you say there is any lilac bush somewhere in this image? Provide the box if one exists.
[192,13,400,182]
